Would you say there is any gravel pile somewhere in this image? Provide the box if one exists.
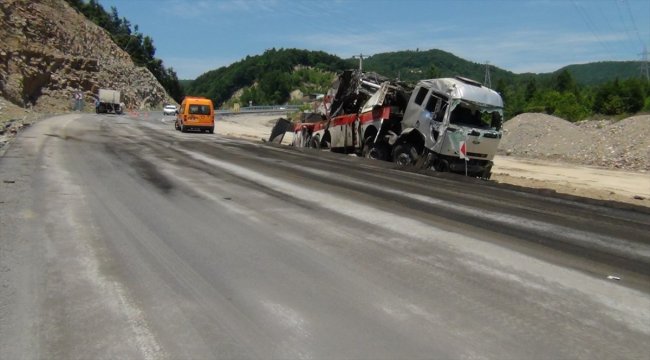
[499,113,650,172]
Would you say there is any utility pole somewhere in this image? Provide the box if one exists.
[353,53,364,71]
[484,61,492,88]
[640,46,650,82]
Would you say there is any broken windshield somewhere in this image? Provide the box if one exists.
[449,102,502,130]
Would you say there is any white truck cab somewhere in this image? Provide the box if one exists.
[395,77,503,178]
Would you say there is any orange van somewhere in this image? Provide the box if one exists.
[175,96,214,133]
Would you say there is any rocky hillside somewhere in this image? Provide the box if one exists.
[0,0,171,114]
[499,113,650,172]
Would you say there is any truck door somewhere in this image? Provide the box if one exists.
[402,86,429,130]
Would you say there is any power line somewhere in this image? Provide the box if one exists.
[571,0,611,54]
[623,0,646,48]
[615,0,636,44]
[596,2,617,35]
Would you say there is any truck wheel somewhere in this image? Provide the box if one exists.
[435,159,450,172]
[362,137,389,161]
[309,136,320,149]
[208,127,214,134]
[393,143,416,166]
[180,124,187,133]
[175,121,180,131]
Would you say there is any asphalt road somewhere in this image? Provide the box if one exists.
[1,112,649,359]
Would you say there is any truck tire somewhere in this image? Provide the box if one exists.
[208,127,214,134]
[435,159,450,172]
[309,136,320,149]
[180,124,187,133]
[393,143,416,166]
[362,137,389,161]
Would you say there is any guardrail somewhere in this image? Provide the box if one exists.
[215,105,301,115]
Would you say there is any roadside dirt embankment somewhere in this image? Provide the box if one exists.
[499,113,650,172]
[494,113,649,207]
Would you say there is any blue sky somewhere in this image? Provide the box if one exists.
[97,0,650,80]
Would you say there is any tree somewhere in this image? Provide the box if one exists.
[524,78,537,101]
[427,64,441,79]
[555,69,576,93]
[591,78,644,115]
[620,79,645,113]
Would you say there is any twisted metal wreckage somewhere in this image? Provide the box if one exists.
[270,70,504,179]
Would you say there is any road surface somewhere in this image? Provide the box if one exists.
[1,113,649,359]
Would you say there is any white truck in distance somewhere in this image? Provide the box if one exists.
[96,88,123,114]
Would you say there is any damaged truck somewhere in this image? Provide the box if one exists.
[287,70,504,179]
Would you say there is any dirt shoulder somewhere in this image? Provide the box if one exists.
[0,97,41,154]
[492,156,649,207]
[215,113,281,142]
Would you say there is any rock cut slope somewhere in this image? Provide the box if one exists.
[0,0,171,113]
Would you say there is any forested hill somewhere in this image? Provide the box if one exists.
[184,49,517,105]
[547,61,642,85]
[185,48,644,104]
[357,49,516,83]
[359,50,646,86]
[185,49,350,107]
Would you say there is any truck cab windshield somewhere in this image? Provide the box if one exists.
[449,103,502,130]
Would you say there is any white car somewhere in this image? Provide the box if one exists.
[163,104,177,115]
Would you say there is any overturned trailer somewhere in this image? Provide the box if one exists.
[285,70,504,179]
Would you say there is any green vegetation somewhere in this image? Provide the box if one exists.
[185,48,347,107]
[550,61,642,86]
[65,0,184,102]
[496,70,649,121]
[359,49,515,83]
